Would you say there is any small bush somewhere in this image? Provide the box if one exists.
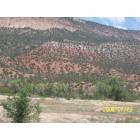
[94,81,112,100]
[94,77,136,102]
[2,79,41,123]
[35,82,72,99]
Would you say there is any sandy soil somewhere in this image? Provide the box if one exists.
[0,95,140,123]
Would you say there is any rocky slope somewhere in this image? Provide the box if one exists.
[0,17,139,92]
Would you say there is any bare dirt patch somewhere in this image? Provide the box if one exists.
[0,95,140,123]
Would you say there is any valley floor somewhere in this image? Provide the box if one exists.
[0,95,140,123]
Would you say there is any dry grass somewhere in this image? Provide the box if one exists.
[0,95,140,123]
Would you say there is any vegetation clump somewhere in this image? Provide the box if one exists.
[94,77,136,102]
[2,79,41,123]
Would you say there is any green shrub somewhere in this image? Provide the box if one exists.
[94,81,112,100]
[2,79,41,123]
[33,76,136,101]
[34,82,72,99]
[94,77,136,102]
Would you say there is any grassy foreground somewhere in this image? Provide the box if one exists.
[0,95,140,123]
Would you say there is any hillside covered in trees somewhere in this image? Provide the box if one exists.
[0,17,140,97]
